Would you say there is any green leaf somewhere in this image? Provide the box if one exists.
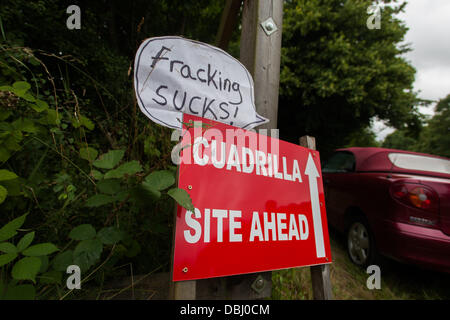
[4,133,21,151]
[0,185,6,205]
[0,242,17,254]
[80,115,95,130]
[52,250,73,272]
[97,227,123,245]
[12,81,31,97]
[0,149,10,163]
[103,160,142,179]
[0,85,13,92]
[20,92,36,102]
[73,239,103,272]
[144,170,175,191]
[0,169,18,181]
[11,257,41,283]
[17,232,35,252]
[114,190,129,202]
[167,188,194,212]
[39,255,49,273]
[0,252,17,267]
[1,177,21,197]
[0,110,12,121]
[35,99,49,111]
[12,118,37,133]
[124,240,141,258]
[30,100,48,112]
[96,179,122,195]
[0,213,28,242]
[2,284,35,300]
[39,270,62,285]
[22,243,59,256]
[90,170,104,180]
[141,182,161,200]
[79,147,98,162]
[69,224,96,240]
[46,109,60,125]
[13,81,31,92]
[85,194,116,207]
[93,149,125,169]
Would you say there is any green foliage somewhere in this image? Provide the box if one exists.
[0,0,213,300]
[415,95,450,158]
[11,257,42,282]
[0,214,59,298]
[73,239,103,272]
[345,126,380,148]
[79,147,98,162]
[0,41,192,299]
[382,129,418,151]
[279,0,426,157]
[21,243,59,257]
[0,213,27,242]
[0,212,132,299]
[69,224,96,241]
[103,160,142,179]
[168,188,195,212]
[145,170,175,191]
[0,185,6,204]
[93,150,125,170]
[383,94,450,158]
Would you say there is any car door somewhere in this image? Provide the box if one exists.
[322,151,358,231]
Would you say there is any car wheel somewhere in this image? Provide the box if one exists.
[346,218,376,267]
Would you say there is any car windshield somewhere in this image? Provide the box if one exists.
[388,153,450,174]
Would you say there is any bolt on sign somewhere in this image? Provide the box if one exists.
[134,36,268,130]
[173,114,332,281]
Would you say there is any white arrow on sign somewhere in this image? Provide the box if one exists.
[305,153,326,258]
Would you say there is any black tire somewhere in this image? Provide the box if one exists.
[346,216,377,268]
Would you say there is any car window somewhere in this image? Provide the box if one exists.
[388,153,450,174]
[323,152,356,173]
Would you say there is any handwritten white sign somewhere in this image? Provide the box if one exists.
[134,36,268,129]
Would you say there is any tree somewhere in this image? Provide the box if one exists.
[278,0,425,158]
[0,0,225,119]
[345,126,380,148]
[382,129,417,151]
[382,94,450,158]
[415,94,450,158]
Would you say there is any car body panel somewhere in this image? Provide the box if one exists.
[323,147,450,273]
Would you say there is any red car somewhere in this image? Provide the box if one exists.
[322,147,450,273]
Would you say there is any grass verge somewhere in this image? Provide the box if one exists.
[272,229,450,300]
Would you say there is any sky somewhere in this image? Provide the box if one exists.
[373,0,450,141]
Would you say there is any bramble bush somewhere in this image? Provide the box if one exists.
[0,43,193,299]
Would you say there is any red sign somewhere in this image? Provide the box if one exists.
[173,114,332,281]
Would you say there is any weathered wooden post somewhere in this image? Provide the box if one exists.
[193,0,284,300]
[299,135,333,300]
[240,0,283,129]
[236,0,284,299]
[170,0,283,300]
[169,170,197,300]
[167,1,332,302]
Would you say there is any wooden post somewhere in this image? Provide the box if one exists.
[171,280,196,300]
[169,166,197,300]
[169,0,285,300]
[205,0,283,299]
[299,135,333,300]
[240,0,283,129]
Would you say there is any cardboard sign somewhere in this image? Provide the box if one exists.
[134,36,268,130]
[173,114,332,281]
